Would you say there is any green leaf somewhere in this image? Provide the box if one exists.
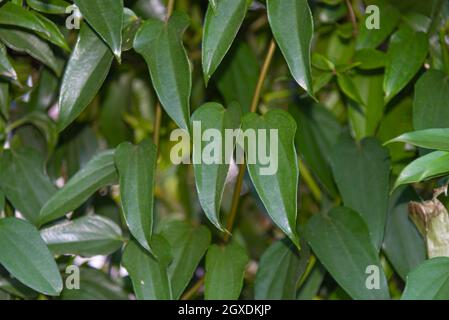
[0,81,9,120]
[159,220,211,299]
[0,147,56,225]
[394,151,449,189]
[26,0,71,14]
[336,72,365,105]
[29,67,59,111]
[382,187,426,281]
[356,0,400,49]
[40,150,118,225]
[0,27,61,76]
[242,110,300,246]
[61,267,128,300]
[0,218,62,296]
[40,215,123,257]
[204,242,249,300]
[58,23,113,131]
[191,102,241,231]
[0,42,17,81]
[122,8,141,52]
[255,238,310,300]
[402,257,449,300]
[74,0,124,60]
[202,0,249,84]
[267,0,314,95]
[304,207,390,300]
[413,70,449,130]
[0,2,69,51]
[134,12,191,131]
[290,103,341,197]
[296,262,326,300]
[354,49,386,70]
[216,41,259,114]
[386,128,449,151]
[115,139,157,253]
[121,237,172,300]
[384,26,428,102]
[208,0,218,13]
[330,136,390,249]
[0,190,4,213]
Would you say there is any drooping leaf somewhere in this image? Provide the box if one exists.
[356,0,400,49]
[159,220,211,299]
[191,102,241,231]
[121,237,172,300]
[133,12,191,131]
[61,267,128,300]
[304,207,390,300]
[0,42,17,81]
[242,110,300,247]
[384,26,428,102]
[74,0,124,60]
[26,0,71,14]
[40,215,123,257]
[204,242,249,300]
[115,139,157,253]
[413,70,449,130]
[255,238,310,300]
[40,150,118,225]
[0,2,69,51]
[386,128,449,151]
[58,23,114,131]
[382,187,426,281]
[330,135,390,249]
[290,104,341,197]
[202,0,249,84]
[0,147,56,225]
[394,151,449,189]
[267,0,314,95]
[0,218,62,296]
[216,41,259,114]
[0,27,61,76]
[402,257,449,300]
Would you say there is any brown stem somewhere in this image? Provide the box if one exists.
[153,102,162,147]
[181,277,204,300]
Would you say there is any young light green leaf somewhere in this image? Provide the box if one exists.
[115,139,157,253]
[215,41,259,113]
[26,0,71,14]
[40,150,118,225]
[304,207,390,300]
[242,110,300,247]
[0,147,57,225]
[354,49,386,70]
[386,128,449,151]
[413,70,449,130]
[384,26,428,102]
[330,136,390,250]
[0,218,62,296]
[267,0,314,95]
[121,237,172,300]
[255,238,310,300]
[191,102,241,231]
[0,27,61,76]
[40,215,123,257]
[383,187,426,281]
[394,151,449,189]
[0,42,17,81]
[0,2,69,51]
[202,0,249,84]
[336,72,365,105]
[204,242,249,300]
[58,23,113,131]
[356,0,400,49]
[134,12,191,131]
[402,257,449,300]
[159,220,211,299]
[74,0,124,60]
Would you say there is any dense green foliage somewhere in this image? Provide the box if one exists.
[0,0,449,300]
